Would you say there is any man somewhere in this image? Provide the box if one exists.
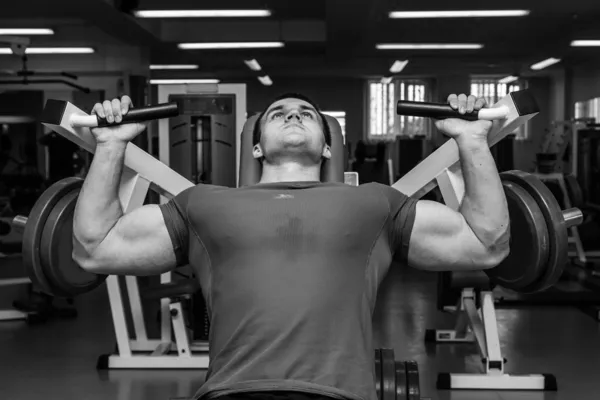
[72,92,509,400]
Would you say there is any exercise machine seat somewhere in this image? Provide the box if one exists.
[238,114,345,186]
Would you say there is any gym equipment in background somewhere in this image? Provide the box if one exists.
[396,91,578,391]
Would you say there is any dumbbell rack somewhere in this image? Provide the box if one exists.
[42,101,210,369]
[532,172,587,265]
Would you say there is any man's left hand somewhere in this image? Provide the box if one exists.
[435,94,493,144]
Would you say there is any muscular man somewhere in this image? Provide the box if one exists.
[73,92,509,400]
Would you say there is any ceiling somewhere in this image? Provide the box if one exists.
[1,0,599,81]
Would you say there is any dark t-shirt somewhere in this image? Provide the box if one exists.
[158,181,417,400]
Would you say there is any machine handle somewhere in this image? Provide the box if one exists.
[396,100,509,121]
[69,102,179,128]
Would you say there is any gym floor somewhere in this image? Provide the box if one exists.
[1,261,599,400]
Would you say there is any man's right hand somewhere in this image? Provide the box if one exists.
[90,95,148,145]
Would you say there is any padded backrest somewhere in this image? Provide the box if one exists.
[238,114,345,187]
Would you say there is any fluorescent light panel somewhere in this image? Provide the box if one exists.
[150,79,220,84]
[571,40,600,47]
[389,10,530,18]
[381,77,393,84]
[150,64,199,70]
[135,10,271,18]
[322,111,346,118]
[389,60,409,73]
[179,42,284,50]
[244,59,262,71]
[0,47,94,54]
[499,75,518,84]
[258,75,273,86]
[0,28,54,35]
[530,57,561,70]
[377,43,483,50]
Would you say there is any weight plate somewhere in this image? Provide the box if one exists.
[501,171,568,292]
[39,188,107,297]
[395,361,407,400]
[404,361,420,400]
[374,349,382,400]
[22,177,83,295]
[564,174,584,208]
[485,181,550,291]
[380,349,396,400]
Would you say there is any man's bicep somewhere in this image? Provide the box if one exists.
[85,204,180,276]
[407,200,488,271]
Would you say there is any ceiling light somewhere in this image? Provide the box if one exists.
[150,79,220,84]
[322,111,346,118]
[244,59,262,71]
[381,77,393,84]
[135,10,271,18]
[499,76,518,84]
[571,40,600,47]
[258,75,273,86]
[530,57,561,70]
[179,42,284,50]
[376,43,483,50]
[0,47,94,54]
[150,64,199,70]
[389,60,409,73]
[0,28,54,35]
[389,10,530,18]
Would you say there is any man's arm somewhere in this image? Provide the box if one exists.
[406,94,510,271]
[72,96,184,276]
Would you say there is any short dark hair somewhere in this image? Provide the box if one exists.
[252,92,332,147]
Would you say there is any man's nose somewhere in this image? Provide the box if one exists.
[285,110,301,122]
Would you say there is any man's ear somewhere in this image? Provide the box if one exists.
[321,144,332,160]
[253,144,264,159]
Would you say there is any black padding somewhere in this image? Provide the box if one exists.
[436,373,451,389]
[543,374,558,391]
[142,279,200,300]
[448,270,491,290]
[509,89,540,116]
[238,114,345,186]
[41,99,68,125]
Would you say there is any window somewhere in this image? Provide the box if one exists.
[574,97,600,121]
[471,78,527,139]
[322,111,346,144]
[368,80,429,140]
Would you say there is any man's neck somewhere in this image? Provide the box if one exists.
[259,162,321,183]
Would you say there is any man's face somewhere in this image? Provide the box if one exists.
[253,98,331,164]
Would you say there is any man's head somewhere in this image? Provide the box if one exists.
[252,93,332,166]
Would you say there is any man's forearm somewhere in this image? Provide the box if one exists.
[457,138,510,251]
[73,141,127,254]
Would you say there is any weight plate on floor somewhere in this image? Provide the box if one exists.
[374,349,382,400]
[404,361,420,400]
[395,360,407,400]
[501,171,568,292]
[485,181,550,291]
[22,177,83,295]
[40,188,107,297]
[380,349,396,400]
[564,174,584,208]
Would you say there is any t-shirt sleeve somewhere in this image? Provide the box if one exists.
[158,186,195,266]
[375,184,418,263]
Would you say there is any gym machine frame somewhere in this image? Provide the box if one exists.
[394,92,555,391]
[42,101,209,369]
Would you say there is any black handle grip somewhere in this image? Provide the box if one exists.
[96,102,179,127]
[396,100,479,121]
